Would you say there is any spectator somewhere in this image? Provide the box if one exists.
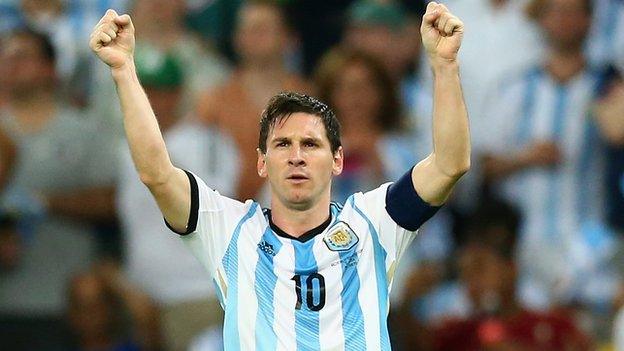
[131,0,230,111]
[282,0,356,75]
[343,0,436,152]
[117,46,239,351]
[416,0,544,214]
[16,0,129,107]
[314,48,415,202]
[433,201,593,351]
[196,0,311,202]
[431,0,543,119]
[67,262,161,351]
[481,0,620,310]
[399,199,593,351]
[343,0,420,83]
[0,29,118,349]
[184,0,245,62]
[89,0,229,143]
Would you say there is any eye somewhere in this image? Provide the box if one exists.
[276,141,289,147]
[304,141,317,148]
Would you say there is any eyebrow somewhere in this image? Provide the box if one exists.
[301,137,322,144]
[270,136,323,145]
[272,137,290,145]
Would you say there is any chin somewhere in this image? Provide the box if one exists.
[285,192,314,208]
[288,193,311,204]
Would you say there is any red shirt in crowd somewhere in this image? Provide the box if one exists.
[433,309,592,351]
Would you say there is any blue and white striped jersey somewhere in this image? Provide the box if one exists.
[484,66,613,307]
[170,170,438,351]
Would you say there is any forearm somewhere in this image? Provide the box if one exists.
[482,153,530,180]
[111,62,175,186]
[430,62,471,177]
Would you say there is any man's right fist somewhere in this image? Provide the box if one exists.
[89,9,135,69]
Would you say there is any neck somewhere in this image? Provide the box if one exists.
[546,49,585,83]
[8,91,57,133]
[270,194,331,238]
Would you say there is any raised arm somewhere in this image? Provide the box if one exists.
[411,2,470,206]
[89,10,190,232]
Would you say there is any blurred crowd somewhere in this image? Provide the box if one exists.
[0,0,623,350]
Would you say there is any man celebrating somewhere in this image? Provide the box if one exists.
[90,2,469,350]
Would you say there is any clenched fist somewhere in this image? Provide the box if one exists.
[420,2,464,64]
[89,9,135,70]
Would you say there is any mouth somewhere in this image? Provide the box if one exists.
[286,174,309,183]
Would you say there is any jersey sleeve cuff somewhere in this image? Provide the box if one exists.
[385,167,442,231]
[165,170,199,236]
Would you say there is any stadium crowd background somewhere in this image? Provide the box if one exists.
[0,0,624,350]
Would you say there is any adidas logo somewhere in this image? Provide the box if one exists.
[258,241,276,256]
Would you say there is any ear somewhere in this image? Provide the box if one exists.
[257,148,267,178]
[332,146,344,176]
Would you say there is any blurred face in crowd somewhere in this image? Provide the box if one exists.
[1,34,55,98]
[132,0,185,28]
[235,3,290,66]
[258,113,343,210]
[346,24,395,61]
[539,0,591,52]
[345,23,413,79]
[67,275,116,341]
[331,60,382,127]
[458,242,516,314]
[21,0,63,30]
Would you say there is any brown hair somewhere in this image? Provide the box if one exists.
[258,92,341,154]
[314,47,403,132]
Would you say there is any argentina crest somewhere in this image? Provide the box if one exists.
[323,221,359,251]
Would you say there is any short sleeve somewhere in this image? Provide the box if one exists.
[358,168,441,265]
[168,171,254,279]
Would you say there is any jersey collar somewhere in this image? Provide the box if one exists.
[265,209,332,243]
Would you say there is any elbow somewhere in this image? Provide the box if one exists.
[432,153,471,179]
[138,166,173,189]
[451,160,471,178]
[138,173,161,188]
[444,158,471,179]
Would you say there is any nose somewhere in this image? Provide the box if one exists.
[288,145,306,167]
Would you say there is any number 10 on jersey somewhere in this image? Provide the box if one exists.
[291,273,326,311]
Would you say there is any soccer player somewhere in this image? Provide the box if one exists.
[89,2,470,350]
